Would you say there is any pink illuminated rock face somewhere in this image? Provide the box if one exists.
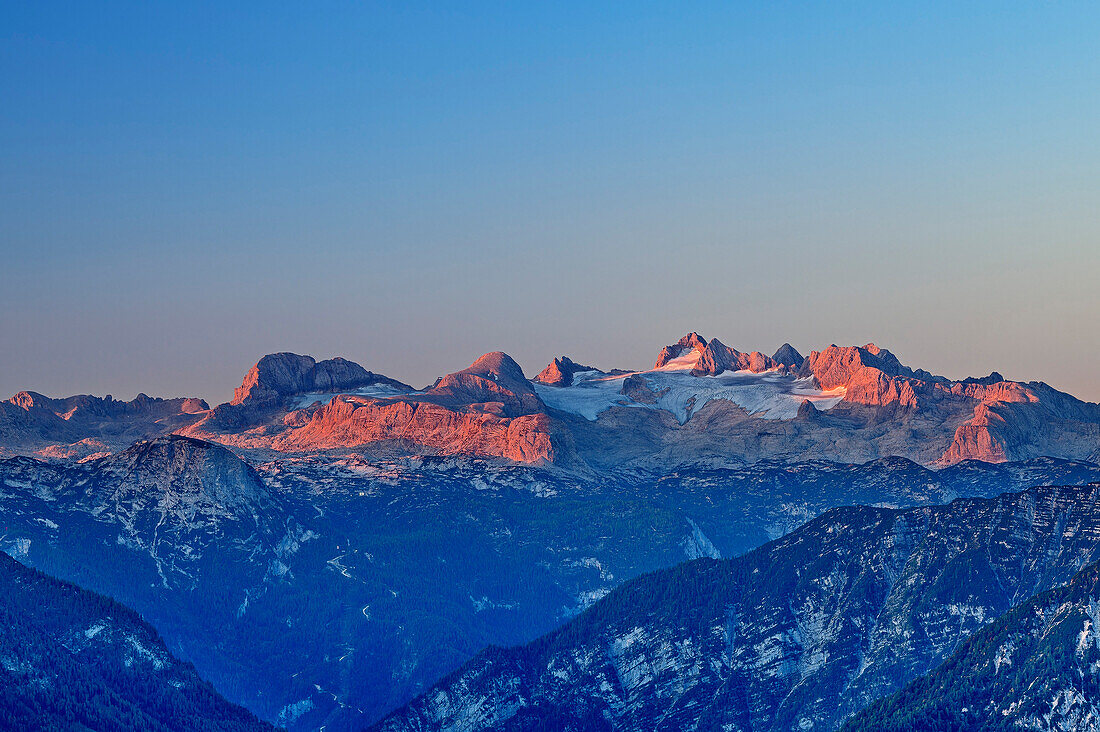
[275,398,560,464]
[655,333,779,376]
[535,356,601,387]
[799,346,922,409]
[179,350,569,465]
[3,333,1099,467]
[425,351,543,416]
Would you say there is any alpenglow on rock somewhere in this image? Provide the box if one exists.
[4,333,1100,468]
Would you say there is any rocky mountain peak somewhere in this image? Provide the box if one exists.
[677,332,708,350]
[231,352,402,406]
[428,352,543,415]
[206,352,411,430]
[960,371,1006,386]
[654,333,778,375]
[99,435,275,518]
[772,343,805,368]
[0,391,211,458]
[654,333,709,368]
[534,356,600,387]
[9,391,43,410]
[796,399,820,420]
[455,351,531,389]
[232,353,315,405]
[802,343,909,390]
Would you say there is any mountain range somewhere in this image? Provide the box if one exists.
[4,437,1100,729]
[3,333,1100,469]
[3,333,1100,730]
[373,482,1100,732]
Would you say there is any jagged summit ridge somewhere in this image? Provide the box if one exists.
[653,332,780,376]
[654,332,709,368]
[4,333,1100,469]
[534,356,601,388]
[226,350,565,464]
[0,390,211,459]
[206,352,413,430]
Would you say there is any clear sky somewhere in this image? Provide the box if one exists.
[2,2,1098,404]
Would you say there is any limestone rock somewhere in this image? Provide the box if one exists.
[534,356,600,387]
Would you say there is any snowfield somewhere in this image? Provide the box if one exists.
[534,351,845,423]
[292,384,414,409]
[294,348,847,423]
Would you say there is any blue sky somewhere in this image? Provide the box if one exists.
[2,2,1098,402]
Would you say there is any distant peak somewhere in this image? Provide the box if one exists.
[458,351,528,382]
[796,399,820,419]
[960,371,1006,386]
[655,333,779,375]
[230,352,409,406]
[772,343,804,368]
[655,332,709,369]
[677,332,708,350]
[534,356,600,387]
[427,351,542,415]
[9,391,45,409]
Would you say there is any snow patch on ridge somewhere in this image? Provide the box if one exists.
[292,383,414,409]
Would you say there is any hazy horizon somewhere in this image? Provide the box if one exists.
[3,3,1098,403]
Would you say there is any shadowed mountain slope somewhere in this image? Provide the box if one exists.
[373,482,1100,732]
[0,549,274,732]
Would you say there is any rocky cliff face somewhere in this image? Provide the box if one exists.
[231,353,405,406]
[373,483,1100,732]
[542,335,1100,469]
[534,356,602,387]
[791,343,1100,464]
[425,352,544,417]
[186,351,571,465]
[846,560,1100,731]
[274,397,564,464]
[654,332,779,375]
[210,352,412,429]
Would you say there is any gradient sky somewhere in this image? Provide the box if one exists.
[2,2,1098,404]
